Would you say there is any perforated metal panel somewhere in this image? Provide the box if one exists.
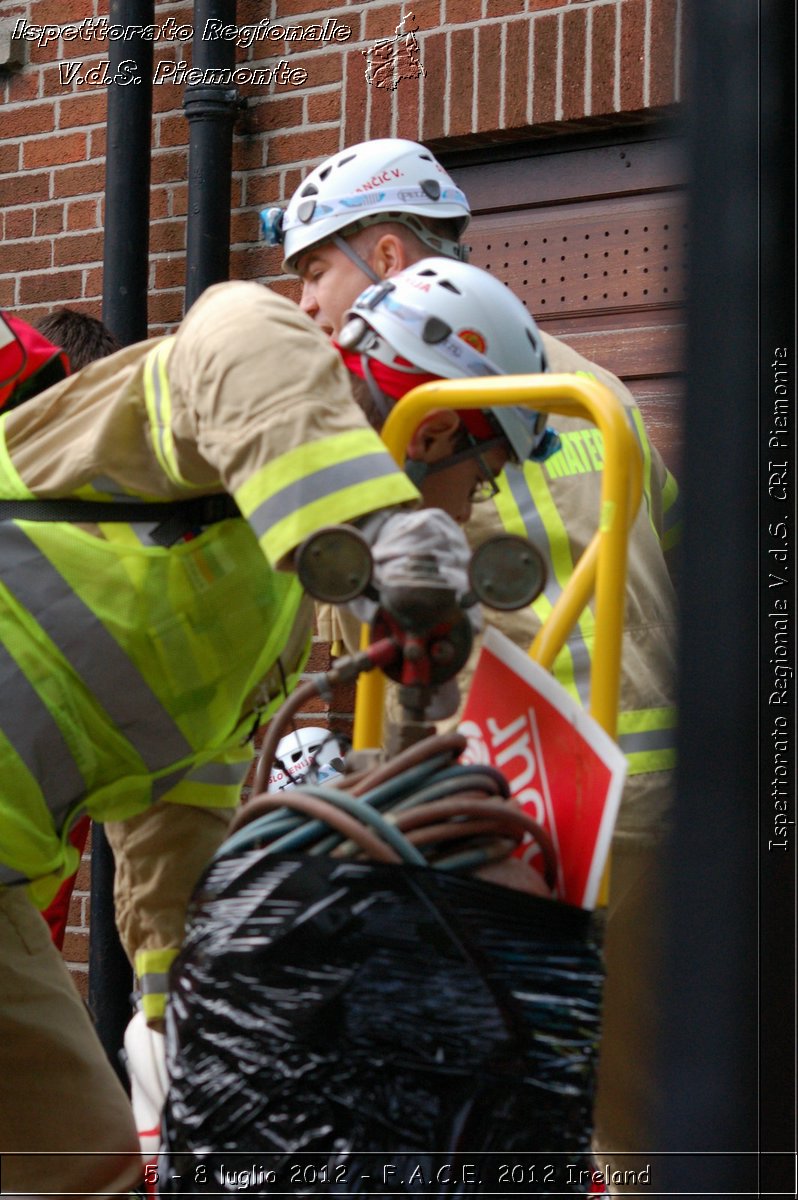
[450,138,687,471]
[470,197,686,315]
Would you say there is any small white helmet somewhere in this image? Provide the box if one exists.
[338,258,558,462]
[266,727,345,793]
[260,138,471,275]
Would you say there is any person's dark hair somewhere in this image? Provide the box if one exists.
[34,307,122,371]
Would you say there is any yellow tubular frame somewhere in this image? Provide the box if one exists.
[353,376,643,907]
[354,374,643,751]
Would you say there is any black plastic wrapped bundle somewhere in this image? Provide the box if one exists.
[158,852,604,1196]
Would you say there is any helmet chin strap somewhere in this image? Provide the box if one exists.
[332,235,381,283]
[360,357,394,424]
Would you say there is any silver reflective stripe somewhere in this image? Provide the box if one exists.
[0,642,85,833]
[503,467,592,707]
[186,761,248,787]
[151,766,191,803]
[247,452,399,542]
[1,525,192,772]
[140,971,170,995]
[0,865,29,885]
[618,727,676,755]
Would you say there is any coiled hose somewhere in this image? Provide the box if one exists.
[219,678,558,898]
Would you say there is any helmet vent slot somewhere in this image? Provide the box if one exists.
[337,154,356,168]
[300,183,319,197]
[420,179,441,200]
[422,316,452,344]
[438,280,461,294]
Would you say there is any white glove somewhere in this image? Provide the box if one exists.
[123,1008,169,1162]
[350,508,481,629]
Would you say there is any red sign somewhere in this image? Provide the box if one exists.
[459,628,627,908]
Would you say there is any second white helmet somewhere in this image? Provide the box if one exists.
[339,258,557,462]
[261,139,471,274]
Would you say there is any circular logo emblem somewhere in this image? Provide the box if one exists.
[457,328,487,353]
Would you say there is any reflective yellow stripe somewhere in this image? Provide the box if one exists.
[493,475,583,704]
[0,416,35,498]
[136,948,179,1021]
[143,339,203,490]
[237,429,417,566]
[625,748,677,775]
[618,706,678,775]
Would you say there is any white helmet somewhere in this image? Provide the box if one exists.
[260,138,471,275]
[266,727,345,793]
[338,258,558,462]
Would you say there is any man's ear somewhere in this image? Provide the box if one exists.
[406,408,461,462]
[372,233,411,278]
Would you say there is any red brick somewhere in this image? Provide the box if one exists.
[52,161,105,198]
[421,32,447,141]
[619,0,646,111]
[476,22,501,133]
[19,269,83,305]
[272,49,342,92]
[89,126,106,158]
[281,168,304,199]
[343,47,368,145]
[230,244,278,280]
[150,221,186,254]
[561,6,587,120]
[53,232,102,267]
[231,209,263,245]
[306,642,333,672]
[233,136,264,172]
[61,930,89,963]
[149,290,185,325]
[448,28,476,138]
[57,90,108,129]
[364,3,403,43]
[532,12,558,124]
[244,172,282,208]
[2,69,41,104]
[31,0,93,23]
[444,0,481,23]
[151,149,189,185]
[171,183,189,218]
[149,188,171,220]
[0,141,20,175]
[0,278,15,307]
[489,0,529,16]
[395,67,422,142]
[591,2,617,115]
[23,131,87,170]
[66,198,99,231]
[267,126,340,166]
[5,209,34,239]
[35,204,66,236]
[153,258,187,290]
[365,53,394,139]
[68,895,85,927]
[276,0,355,17]
[505,19,531,129]
[74,858,92,891]
[67,967,89,1000]
[306,89,341,125]
[246,94,304,134]
[1,101,56,138]
[529,0,562,9]
[157,112,188,149]
[649,0,679,106]
[83,267,104,299]
[0,172,50,207]
[3,240,53,272]
[268,276,302,302]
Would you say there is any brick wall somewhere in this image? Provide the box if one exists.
[2,0,683,328]
[1,0,682,984]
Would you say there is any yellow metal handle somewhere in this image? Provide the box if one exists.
[353,374,642,752]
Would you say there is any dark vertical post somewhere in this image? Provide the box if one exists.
[649,1,795,1194]
[101,0,154,345]
[94,0,154,1083]
[183,0,239,311]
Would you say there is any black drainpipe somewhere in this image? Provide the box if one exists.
[94,0,154,1083]
[183,0,239,310]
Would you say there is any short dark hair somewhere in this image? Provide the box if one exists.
[34,308,122,371]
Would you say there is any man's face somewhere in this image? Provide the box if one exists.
[417,442,508,526]
[296,243,374,338]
